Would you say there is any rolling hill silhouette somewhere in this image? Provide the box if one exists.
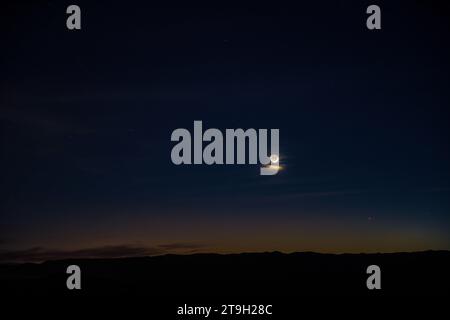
[0,251,449,296]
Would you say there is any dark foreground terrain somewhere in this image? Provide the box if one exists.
[0,251,449,297]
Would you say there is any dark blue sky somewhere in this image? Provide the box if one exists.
[1,1,450,260]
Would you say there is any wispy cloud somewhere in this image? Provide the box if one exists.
[1,106,91,135]
[0,243,206,263]
[157,243,205,251]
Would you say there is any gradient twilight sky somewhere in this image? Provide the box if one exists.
[1,1,450,261]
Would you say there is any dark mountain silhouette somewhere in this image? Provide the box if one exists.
[0,251,449,297]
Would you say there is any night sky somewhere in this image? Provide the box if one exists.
[1,1,450,262]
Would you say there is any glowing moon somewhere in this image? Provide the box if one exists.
[270,154,279,163]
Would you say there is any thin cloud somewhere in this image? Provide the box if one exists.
[1,106,91,135]
[157,243,205,250]
[0,243,207,263]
